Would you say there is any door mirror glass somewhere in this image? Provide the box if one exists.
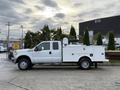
[34,46,39,51]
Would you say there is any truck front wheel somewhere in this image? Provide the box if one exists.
[18,58,32,70]
[79,58,91,70]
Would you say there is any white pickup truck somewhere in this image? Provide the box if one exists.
[12,38,108,70]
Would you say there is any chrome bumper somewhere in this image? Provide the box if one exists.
[11,56,17,63]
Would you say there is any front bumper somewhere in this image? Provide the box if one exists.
[11,57,15,62]
[11,54,18,63]
[8,52,17,63]
[8,49,19,63]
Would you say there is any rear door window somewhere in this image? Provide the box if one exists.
[53,42,59,50]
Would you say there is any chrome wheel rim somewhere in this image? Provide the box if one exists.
[20,61,28,69]
[81,61,89,69]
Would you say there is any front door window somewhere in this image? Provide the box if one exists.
[36,42,50,51]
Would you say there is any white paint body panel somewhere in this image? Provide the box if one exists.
[63,45,108,62]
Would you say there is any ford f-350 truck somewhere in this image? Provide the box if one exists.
[12,38,108,70]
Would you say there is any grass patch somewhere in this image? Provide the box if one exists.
[109,59,120,63]
[106,50,120,52]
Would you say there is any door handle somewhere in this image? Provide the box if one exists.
[49,51,52,54]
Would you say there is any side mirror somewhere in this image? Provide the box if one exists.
[34,47,38,51]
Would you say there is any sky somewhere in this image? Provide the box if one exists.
[0,0,120,40]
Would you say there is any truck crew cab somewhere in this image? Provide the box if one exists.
[12,38,108,70]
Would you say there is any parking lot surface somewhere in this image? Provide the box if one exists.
[0,53,120,90]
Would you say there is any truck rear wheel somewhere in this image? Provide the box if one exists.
[79,58,91,70]
[18,58,32,70]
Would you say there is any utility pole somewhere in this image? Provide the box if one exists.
[21,25,24,49]
[6,22,10,51]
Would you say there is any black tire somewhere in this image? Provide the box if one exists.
[18,58,32,70]
[28,64,34,70]
[79,58,91,70]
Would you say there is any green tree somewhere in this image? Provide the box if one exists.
[41,25,50,41]
[24,25,70,48]
[24,31,33,48]
[107,32,115,50]
[69,25,77,40]
[24,31,43,48]
[53,27,63,40]
[83,30,90,45]
[32,31,42,47]
[96,33,103,45]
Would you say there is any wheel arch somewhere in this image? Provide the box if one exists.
[16,55,31,64]
[78,56,92,64]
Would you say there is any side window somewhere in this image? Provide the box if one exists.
[53,42,59,50]
[43,42,50,50]
[37,42,50,51]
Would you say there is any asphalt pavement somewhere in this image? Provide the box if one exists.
[0,53,120,90]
